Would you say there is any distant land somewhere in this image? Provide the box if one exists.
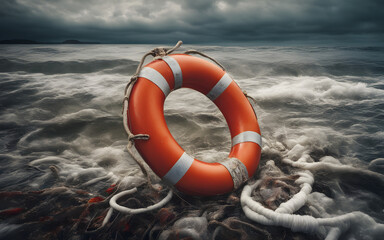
[0,39,101,44]
[61,39,100,44]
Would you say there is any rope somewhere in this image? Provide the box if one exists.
[166,40,183,55]
[84,41,197,233]
[110,187,173,214]
[184,50,226,71]
[86,188,173,232]
[241,160,384,239]
[122,40,184,143]
[119,41,267,237]
[242,90,260,117]
[243,91,256,105]
[121,39,259,192]
[121,40,228,183]
[184,47,261,129]
[121,41,185,185]
[83,42,188,233]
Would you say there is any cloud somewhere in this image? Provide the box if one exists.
[0,0,383,44]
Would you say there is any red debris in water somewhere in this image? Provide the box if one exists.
[88,196,105,203]
[106,183,117,194]
[156,208,176,225]
[0,207,24,216]
[106,187,115,195]
[123,223,130,232]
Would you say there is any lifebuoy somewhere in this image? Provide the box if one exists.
[127,54,261,196]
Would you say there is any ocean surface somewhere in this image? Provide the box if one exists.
[0,44,383,239]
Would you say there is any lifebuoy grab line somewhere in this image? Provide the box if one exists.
[137,61,261,188]
[123,41,262,196]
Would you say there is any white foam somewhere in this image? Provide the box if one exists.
[159,216,208,240]
[35,108,110,124]
[29,156,68,166]
[2,45,383,239]
[242,170,384,239]
[252,76,384,105]
[369,158,384,174]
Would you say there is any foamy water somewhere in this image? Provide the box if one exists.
[0,44,383,239]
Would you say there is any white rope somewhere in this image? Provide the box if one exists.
[110,187,173,214]
[275,171,313,214]
[96,187,173,229]
[82,44,181,232]
[101,207,114,227]
[283,157,384,185]
[241,160,384,239]
[89,43,190,230]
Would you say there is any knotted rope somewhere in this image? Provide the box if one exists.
[122,41,186,185]
[122,40,230,180]
[89,42,188,232]
[95,41,261,234]
[241,158,384,239]
[117,41,384,240]
[94,40,230,233]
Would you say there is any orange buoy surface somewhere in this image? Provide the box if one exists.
[127,54,261,196]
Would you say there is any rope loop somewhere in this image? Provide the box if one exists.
[123,41,184,143]
[109,188,173,215]
[128,133,150,142]
[126,133,149,149]
[86,187,174,232]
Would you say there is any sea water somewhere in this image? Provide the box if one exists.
[0,44,383,239]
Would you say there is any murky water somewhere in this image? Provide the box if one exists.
[0,44,383,239]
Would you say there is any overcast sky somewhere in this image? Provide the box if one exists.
[1,0,383,44]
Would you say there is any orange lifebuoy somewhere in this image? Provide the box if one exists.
[127,54,261,196]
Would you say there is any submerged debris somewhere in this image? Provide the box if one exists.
[0,179,320,240]
[252,160,300,210]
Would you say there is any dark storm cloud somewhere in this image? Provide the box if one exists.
[1,0,383,44]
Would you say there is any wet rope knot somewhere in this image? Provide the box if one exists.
[150,40,183,60]
[128,133,150,142]
[121,41,185,182]
[130,74,138,83]
[151,47,167,59]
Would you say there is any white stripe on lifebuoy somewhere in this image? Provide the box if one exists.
[232,131,262,147]
[206,73,232,101]
[162,152,194,185]
[139,67,171,96]
[162,56,183,89]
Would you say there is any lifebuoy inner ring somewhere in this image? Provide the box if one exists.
[127,54,261,196]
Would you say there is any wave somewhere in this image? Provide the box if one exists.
[0,44,383,240]
[224,60,384,78]
[0,58,138,75]
[251,76,384,104]
[1,57,383,77]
